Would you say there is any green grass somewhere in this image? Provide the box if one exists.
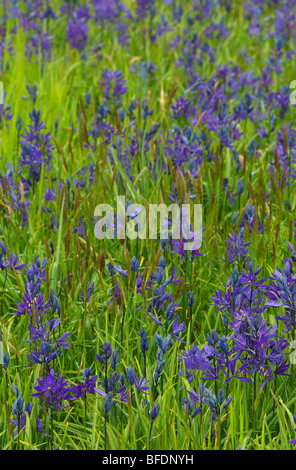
[0,0,296,450]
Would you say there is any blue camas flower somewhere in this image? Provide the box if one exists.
[70,368,98,399]
[150,403,160,421]
[32,369,72,410]
[96,341,112,365]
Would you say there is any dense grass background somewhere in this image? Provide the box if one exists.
[1,0,296,450]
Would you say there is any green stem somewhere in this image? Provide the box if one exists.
[148,421,154,450]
